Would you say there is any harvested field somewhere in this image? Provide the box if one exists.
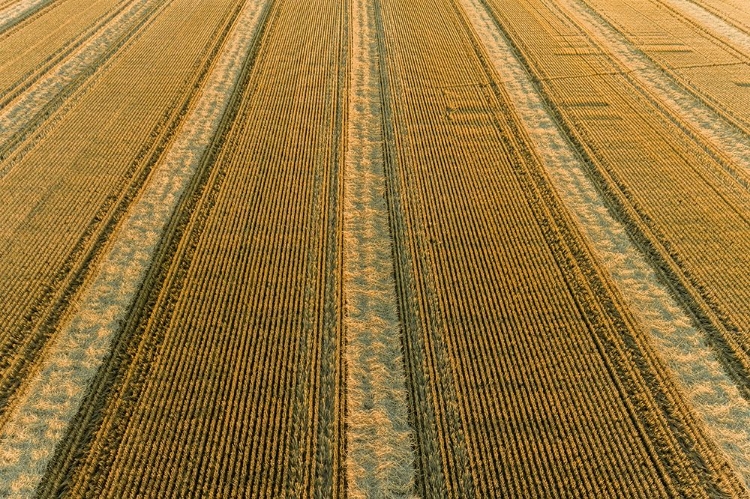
[1,0,750,497]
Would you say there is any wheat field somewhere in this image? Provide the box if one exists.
[1,0,750,496]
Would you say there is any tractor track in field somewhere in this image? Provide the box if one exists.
[0,0,748,497]
[0,0,273,495]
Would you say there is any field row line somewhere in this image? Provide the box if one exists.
[660,0,750,56]
[682,0,750,37]
[38,0,347,493]
[0,0,249,473]
[343,0,417,495]
[486,0,750,407]
[0,0,169,177]
[368,0,744,493]
[1,0,130,106]
[0,0,53,35]
[0,0,271,495]
[558,0,750,181]
[461,0,750,489]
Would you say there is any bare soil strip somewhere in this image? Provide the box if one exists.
[344,0,417,495]
[461,0,750,487]
[373,0,745,495]
[0,0,245,429]
[0,1,270,496]
[40,0,349,494]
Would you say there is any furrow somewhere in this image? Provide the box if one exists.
[372,0,746,495]
[344,0,417,496]
[37,0,348,495]
[0,2,271,494]
[460,0,750,488]
[0,0,246,431]
[0,0,168,168]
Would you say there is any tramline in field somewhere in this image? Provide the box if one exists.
[0,0,750,496]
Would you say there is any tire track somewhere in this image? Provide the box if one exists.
[373,0,746,494]
[0,1,270,495]
[372,0,470,493]
[0,0,168,173]
[683,0,750,37]
[460,0,750,488]
[344,0,417,495]
[554,0,750,179]
[0,0,54,35]
[575,0,750,143]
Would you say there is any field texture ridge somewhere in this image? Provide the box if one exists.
[0,0,748,496]
[0,0,268,494]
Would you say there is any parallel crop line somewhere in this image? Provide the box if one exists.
[0,0,166,170]
[555,0,750,178]
[659,0,750,54]
[0,0,268,494]
[0,0,127,100]
[344,0,417,496]
[481,0,750,407]
[372,0,741,493]
[0,0,52,34]
[0,0,250,429]
[683,0,750,36]
[461,0,750,489]
[33,0,346,493]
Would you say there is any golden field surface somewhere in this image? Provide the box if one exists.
[0,0,750,496]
